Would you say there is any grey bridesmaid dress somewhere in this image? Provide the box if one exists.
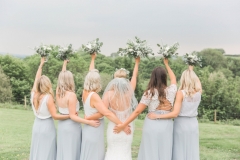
[57,102,82,160]
[137,84,177,160]
[29,93,57,160]
[172,91,201,160]
[80,92,105,160]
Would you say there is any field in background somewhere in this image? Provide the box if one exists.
[0,108,240,160]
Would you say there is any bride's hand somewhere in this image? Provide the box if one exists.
[88,120,100,127]
[123,125,131,135]
[114,124,125,134]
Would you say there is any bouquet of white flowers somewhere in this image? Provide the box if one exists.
[56,44,76,60]
[117,37,154,58]
[183,51,202,67]
[81,38,103,54]
[157,42,179,58]
[34,44,52,57]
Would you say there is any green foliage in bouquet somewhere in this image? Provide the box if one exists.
[56,44,75,60]
[157,42,179,58]
[117,37,154,58]
[34,44,52,57]
[183,51,202,67]
[81,38,103,54]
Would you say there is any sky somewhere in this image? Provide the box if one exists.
[0,0,240,56]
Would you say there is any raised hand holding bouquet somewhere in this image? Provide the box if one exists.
[81,38,103,55]
[183,51,202,67]
[34,44,52,61]
[117,37,154,58]
[157,42,179,58]
[56,44,76,60]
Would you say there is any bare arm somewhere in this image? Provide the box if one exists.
[68,93,100,127]
[89,53,96,71]
[62,60,69,71]
[130,57,140,91]
[148,91,183,119]
[164,58,176,85]
[32,57,45,92]
[47,96,70,120]
[114,103,147,133]
[91,93,122,124]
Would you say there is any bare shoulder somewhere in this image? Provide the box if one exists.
[67,92,77,100]
[91,92,101,100]
[176,91,183,99]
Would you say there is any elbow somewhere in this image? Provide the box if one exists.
[172,113,179,118]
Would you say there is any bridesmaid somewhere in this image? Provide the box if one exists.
[30,57,70,160]
[80,53,130,160]
[148,65,202,160]
[56,60,100,160]
[114,58,177,160]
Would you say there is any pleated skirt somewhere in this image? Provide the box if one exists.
[172,116,199,160]
[29,117,57,160]
[138,110,173,160]
[57,119,82,160]
[80,118,105,160]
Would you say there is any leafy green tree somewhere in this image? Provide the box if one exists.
[0,67,13,102]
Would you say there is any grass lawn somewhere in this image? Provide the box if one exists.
[0,108,240,160]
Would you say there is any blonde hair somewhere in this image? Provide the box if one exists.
[114,69,128,78]
[84,69,101,93]
[179,69,201,97]
[34,75,54,110]
[57,71,75,98]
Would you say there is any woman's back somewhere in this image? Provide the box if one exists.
[56,92,80,114]
[31,92,51,119]
[178,91,201,117]
[83,91,99,117]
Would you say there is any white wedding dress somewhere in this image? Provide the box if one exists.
[103,78,138,160]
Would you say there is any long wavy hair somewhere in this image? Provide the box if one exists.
[179,69,201,97]
[144,67,167,104]
[56,71,75,98]
[84,69,102,93]
[34,75,54,110]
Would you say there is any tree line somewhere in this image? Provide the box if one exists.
[0,47,240,120]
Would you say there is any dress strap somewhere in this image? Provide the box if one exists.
[85,92,95,105]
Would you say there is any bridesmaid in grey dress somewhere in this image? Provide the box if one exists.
[56,60,100,160]
[148,65,202,160]
[30,57,70,160]
[114,58,177,160]
[80,53,130,160]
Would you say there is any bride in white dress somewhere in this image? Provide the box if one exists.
[104,57,140,160]
[87,57,140,160]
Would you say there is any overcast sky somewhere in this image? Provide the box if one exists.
[0,0,240,56]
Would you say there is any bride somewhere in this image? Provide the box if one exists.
[87,57,140,160]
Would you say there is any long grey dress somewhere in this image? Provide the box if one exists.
[138,84,177,160]
[57,102,82,160]
[172,91,201,160]
[80,92,105,160]
[29,92,57,160]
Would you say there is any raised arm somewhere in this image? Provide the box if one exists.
[32,57,45,92]
[130,57,140,91]
[164,58,176,85]
[114,103,147,133]
[47,96,70,120]
[68,93,100,127]
[62,60,69,72]
[89,53,96,71]
[148,91,183,119]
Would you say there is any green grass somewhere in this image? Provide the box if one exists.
[0,108,240,160]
